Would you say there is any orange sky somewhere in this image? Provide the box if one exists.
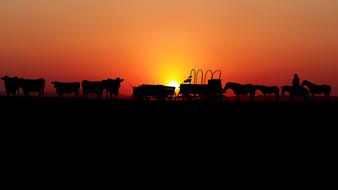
[1,0,338,95]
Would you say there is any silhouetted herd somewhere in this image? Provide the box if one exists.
[0,76,124,99]
[0,75,332,101]
[0,76,45,97]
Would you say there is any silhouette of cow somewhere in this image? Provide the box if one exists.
[103,78,124,99]
[82,80,105,98]
[20,78,45,96]
[1,76,21,96]
[52,81,80,97]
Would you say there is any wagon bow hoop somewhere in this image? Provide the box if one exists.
[212,70,222,80]
[189,69,204,84]
[204,69,222,84]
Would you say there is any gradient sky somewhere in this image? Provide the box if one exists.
[1,0,338,95]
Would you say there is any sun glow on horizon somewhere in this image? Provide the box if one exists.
[168,81,179,89]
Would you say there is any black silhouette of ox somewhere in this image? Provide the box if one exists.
[20,78,45,96]
[104,78,124,98]
[133,85,175,100]
[52,81,80,97]
[82,78,124,98]
[1,76,21,96]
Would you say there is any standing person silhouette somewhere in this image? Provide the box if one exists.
[292,74,300,88]
[292,74,300,96]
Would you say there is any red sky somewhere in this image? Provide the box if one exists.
[1,0,338,95]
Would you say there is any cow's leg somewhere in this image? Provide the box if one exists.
[263,94,266,102]
[236,94,240,102]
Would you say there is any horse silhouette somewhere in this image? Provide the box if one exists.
[301,80,331,101]
[254,85,279,101]
[223,82,256,102]
[282,85,309,101]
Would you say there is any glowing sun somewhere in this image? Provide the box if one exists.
[168,81,179,89]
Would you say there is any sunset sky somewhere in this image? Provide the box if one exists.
[1,0,337,95]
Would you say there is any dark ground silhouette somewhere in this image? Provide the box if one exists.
[1,94,336,161]
[1,95,336,175]
[1,96,336,124]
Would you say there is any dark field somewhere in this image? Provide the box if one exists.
[2,95,336,166]
[1,95,337,149]
[1,95,337,124]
